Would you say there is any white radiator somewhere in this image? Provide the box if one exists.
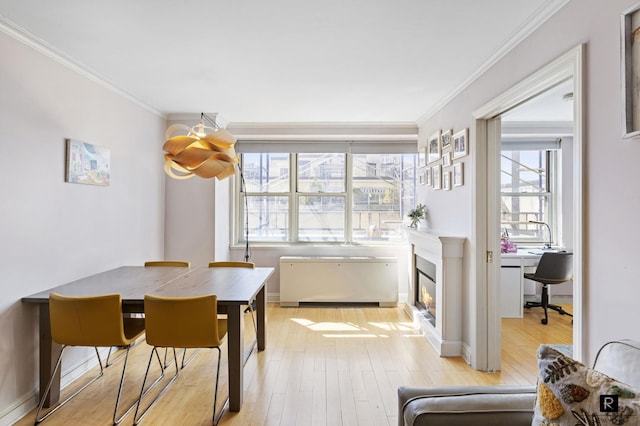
[279,256,398,307]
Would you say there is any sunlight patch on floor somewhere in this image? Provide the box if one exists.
[322,333,387,338]
[368,321,415,332]
[290,317,395,337]
[291,317,364,331]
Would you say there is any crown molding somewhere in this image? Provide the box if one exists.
[0,16,165,118]
[225,122,418,140]
[417,0,571,126]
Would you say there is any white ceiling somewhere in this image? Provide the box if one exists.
[503,79,574,122]
[0,0,569,123]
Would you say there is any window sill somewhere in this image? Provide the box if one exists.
[230,241,410,250]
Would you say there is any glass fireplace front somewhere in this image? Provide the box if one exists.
[415,255,436,327]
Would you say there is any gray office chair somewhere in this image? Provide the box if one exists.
[523,252,573,324]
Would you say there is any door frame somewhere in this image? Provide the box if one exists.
[472,44,585,370]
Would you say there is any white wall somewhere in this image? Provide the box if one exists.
[0,32,166,423]
[418,0,640,364]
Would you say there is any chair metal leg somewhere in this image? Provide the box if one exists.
[105,346,128,368]
[213,347,228,426]
[106,336,143,367]
[134,348,180,425]
[35,347,105,424]
[163,347,199,370]
[112,346,142,425]
[180,348,201,369]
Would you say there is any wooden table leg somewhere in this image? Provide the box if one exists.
[256,286,266,351]
[227,305,244,412]
[39,303,62,407]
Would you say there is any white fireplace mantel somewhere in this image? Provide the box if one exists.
[405,229,465,357]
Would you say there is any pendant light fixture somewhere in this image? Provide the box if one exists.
[162,113,238,180]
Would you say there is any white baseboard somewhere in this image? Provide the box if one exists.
[0,390,36,426]
[270,292,409,305]
[2,347,111,425]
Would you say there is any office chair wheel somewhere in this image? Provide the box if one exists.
[541,318,548,325]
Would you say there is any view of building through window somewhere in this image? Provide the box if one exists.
[500,149,554,244]
[239,152,418,243]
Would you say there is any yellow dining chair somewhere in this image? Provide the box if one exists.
[133,294,228,425]
[144,260,191,267]
[138,260,191,369]
[208,261,258,344]
[35,293,145,425]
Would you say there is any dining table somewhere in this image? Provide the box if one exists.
[22,264,274,413]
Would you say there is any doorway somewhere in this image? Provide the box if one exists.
[499,79,575,373]
[472,45,584,371]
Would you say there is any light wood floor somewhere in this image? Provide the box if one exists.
[15,303,572,426]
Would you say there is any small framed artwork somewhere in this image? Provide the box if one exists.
[427,130,441,163]
[441,129,453,148]
[442,151,452,167]
[425,167,432,186]
[65,139,111,186]
[453,162,464,187]
[453,128,469,159]
[419,171,426,185]
[418,147,426,168]
[443,171,451,191]
[432,164,442,190]
[621,3,640,138]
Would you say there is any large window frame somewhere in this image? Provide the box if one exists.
[500,143,559,246]
[235,147,418,245]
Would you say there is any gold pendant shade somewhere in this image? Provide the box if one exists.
[163,123,239,180]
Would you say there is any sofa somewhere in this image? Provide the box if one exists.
[398,339,640,426]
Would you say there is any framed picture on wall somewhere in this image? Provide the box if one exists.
[452,128,469,158]
[425,167,432,186]
[443,171,451,191]
[441,129,453,148]
[622,3,640,138]
[453,162,464,186]
[65,139,111,186]
[442,151,452,167]
[418,147,427,168]
[432,164,442,190]
[427,130,441,163]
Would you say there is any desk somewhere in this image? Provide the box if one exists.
[501,251,542,318]
[22,265,274,413]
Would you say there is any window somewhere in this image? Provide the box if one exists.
[241,153,290,241]
[352,154,416,242]
[500,146,557,245]
[238,150,418,244]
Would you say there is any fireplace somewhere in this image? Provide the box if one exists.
[404,229,464,357]
[415,255,436,327]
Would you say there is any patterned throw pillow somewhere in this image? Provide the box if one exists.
[533,345,640,425]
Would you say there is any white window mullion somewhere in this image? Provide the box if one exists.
[345,154,353,243]
[290,154,298,242]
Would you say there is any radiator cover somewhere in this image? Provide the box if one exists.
[279,256,398,307]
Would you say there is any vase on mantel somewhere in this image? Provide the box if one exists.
[409,219,421,229]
